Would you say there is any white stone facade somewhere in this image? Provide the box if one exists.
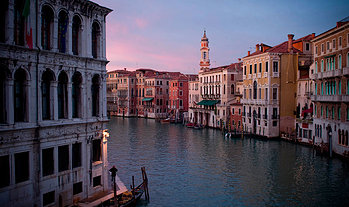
[0,0,112,206]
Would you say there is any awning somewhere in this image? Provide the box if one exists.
[197,100,219,106]
[142,97,154,101]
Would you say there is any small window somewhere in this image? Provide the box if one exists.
[332,39,336,49]
[265,62,268,72]
[339,36,342,46]
[259,63,262,72]
[0,155,10,188]
[306,43,310,51]
[254,64,257,73]
[321,44,324,52]
[73,182,83,195]
[272,88,277,100]
[92,139,101,162]
[43,191,55,206]
[273,62,278,73]
[315,46,318,54]
[72,143,81,168]
[42,148,54,176]
[327,41,330,50]
[93,176,101,187]
[58,145,69,172]
[15,151,29,183]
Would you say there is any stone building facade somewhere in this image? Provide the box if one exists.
[0,0,112,206]
[311,18,349,157]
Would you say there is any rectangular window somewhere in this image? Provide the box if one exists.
[42,148,54,176]
[232,108,235,114]
[43,191,55,206]
[73,182,83,195]
[265,62,268,72]
[315,46,318,54]
[321,44,324,52]
[273,62,278,72]
[306,43,310,51]
[244,66,246,75]
[72,143,81,168]
[259,63,262,72]
[339,36,342,46]
[338,107,341,120]
[332,39,336,49]
[254,64,257,73]
[93,175,101,187]
[15,151,29,183]
[327,41,330,50]
[272,88,277,100]
[250,65,252,74]
[58,145,69,172]
[265,88,268,100]
[92,139,101,162]
[0,155,10,188]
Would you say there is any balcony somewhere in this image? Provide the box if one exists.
[257,73,261,78]
[311,95,342,102]
[272,72,279,78]
[242,112,246,117]
[344,67,349,75]
[304,92,312,98]
[263,72,268,78]
[263,114,268,119]
[342,95,349,102]
[248,74,251,79]
[253,74,256,79]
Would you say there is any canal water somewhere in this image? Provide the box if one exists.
[107,117,349,207]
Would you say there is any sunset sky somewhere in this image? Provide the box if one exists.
[92,0,349,74]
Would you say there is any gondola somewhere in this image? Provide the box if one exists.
[117,183,145,207]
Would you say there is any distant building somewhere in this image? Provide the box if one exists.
[311,17,349,157]
[189,31,243,128]
[0,0,112,206]
[242,34,314,138]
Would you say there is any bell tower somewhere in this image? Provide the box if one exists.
[200,30,210,70]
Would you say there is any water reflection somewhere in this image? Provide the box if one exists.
[107,117,349,207]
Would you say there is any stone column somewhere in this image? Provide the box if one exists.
[52,18,58,52]
[25,80,31,122]
[67,14,73,55]
[51,81,58,120]
[6,80,14,124]
[67,80,72,119]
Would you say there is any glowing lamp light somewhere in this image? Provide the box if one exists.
[103,129,109,143]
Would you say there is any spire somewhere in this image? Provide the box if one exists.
[201,30,208,41]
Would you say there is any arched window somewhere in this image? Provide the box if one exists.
[58,11,68,53]
[92,22,100,58]
[14,0,25,46]
[338,129,342,145]
[72,15,81,55]
[14,69,27,122]
[72,72,82,118]
[339,55,342,69]
[42,69,54,120]
[315,61,317,73]
[41,5,54,50]
[231,84,234,95]
[321,60,324,72]
[253,81,257,99]
[58,72,68,119]
[91,75,100,117]
[0,1,8,42]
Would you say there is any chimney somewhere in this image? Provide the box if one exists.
[248,51,250,56]
[256,44,260,52]
[312,33,315,38]
[124,68,127,71]
[288,34,294,53]
[238,58,241,62]
[260,43,264,52]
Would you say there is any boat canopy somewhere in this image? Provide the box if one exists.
[196,100,219,106]
[142,97,154,101]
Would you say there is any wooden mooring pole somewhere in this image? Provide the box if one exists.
[141,167,149,201]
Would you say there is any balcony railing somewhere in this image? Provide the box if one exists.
[344,67,349,75]
[263,114,268,119]
[311,95,342,102]
[242,112,246,117]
